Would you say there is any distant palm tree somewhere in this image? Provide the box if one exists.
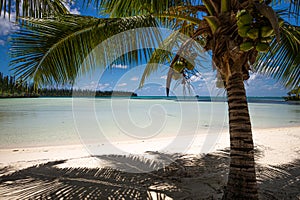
[285,86,300,100]
[1,0,300,199]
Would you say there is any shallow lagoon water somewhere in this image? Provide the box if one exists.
[0,97,299,148]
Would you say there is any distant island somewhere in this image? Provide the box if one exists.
[0,73,137,98]
[40,89,137,97]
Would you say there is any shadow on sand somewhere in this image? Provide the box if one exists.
[0,150,299,199]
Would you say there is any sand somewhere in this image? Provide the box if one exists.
[0,126,299,199]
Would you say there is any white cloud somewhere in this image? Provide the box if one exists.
[130,76,139,81]
[0,40,5,46]
[79,82,110,90]
[62,0,81,14]
[201,72,217,85]
[190,72,202,82]
[97,83,110,90]
[111,64,128,69]
[248,72,260,81]
[244,72,288,96]
[246,72,272,85]
[117,83,127,87]
[0,12,19,37]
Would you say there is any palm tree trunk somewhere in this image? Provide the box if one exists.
[223,72,258,199]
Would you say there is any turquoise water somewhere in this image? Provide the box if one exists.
[0,97,299,148]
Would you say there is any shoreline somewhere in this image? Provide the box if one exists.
[1,126,299,170]
[1,125,299,150]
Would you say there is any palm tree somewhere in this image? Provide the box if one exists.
[285,86,300,100]
[1,0,300,199]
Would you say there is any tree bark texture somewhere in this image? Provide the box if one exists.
[223,72,259,200]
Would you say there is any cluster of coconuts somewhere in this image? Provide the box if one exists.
[172,58,195,80]
[237,9,282,52]
[171,52,198,80]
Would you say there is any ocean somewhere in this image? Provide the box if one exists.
[0,97,299,149]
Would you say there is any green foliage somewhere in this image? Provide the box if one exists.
[204,16,220,33]
[254,24,300,89]
[0,72,138,97]
[0,0,69,20]
[0,72,37,97]
[284,86,300,100]
[90,0,199,17]
[9,14,158,86]
[1,1,300,199]
[38,88,137,97]
[139,30,179,88]
[3,0,300,92]
[270,0,300,22]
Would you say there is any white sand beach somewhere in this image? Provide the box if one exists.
[0,126,299,171]
[0,126,299,199]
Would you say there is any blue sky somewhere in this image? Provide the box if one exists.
[0,1,293,97]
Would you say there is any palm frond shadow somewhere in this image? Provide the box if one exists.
[0,152,229,199]
[257,159,300,199]
[0,150,299,199]
[0,166,15,177]
[95,152,182,173]
[0,159,156,199]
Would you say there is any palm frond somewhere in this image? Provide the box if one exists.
[270,0,300,20]
[286,0,300,18]
[253,23,300,89]
[85,0,202,17]
[9,14,159,85]
[140,32,206,97]
[90,0,206,32]
[255,3,280,42]
[0,0,69,20]
[159,12,204,27]
[139,31,180,88]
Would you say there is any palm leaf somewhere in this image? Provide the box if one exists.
[9,14,159,85]
[253,23,300,89]
[139,18,207,94]
[0,0,69,20]
[255,3,280,42]
[101,0,205,30]
[87,0,202,17]
[139,30,180,88]
[85,0,205,30]
[270,0,300,19]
